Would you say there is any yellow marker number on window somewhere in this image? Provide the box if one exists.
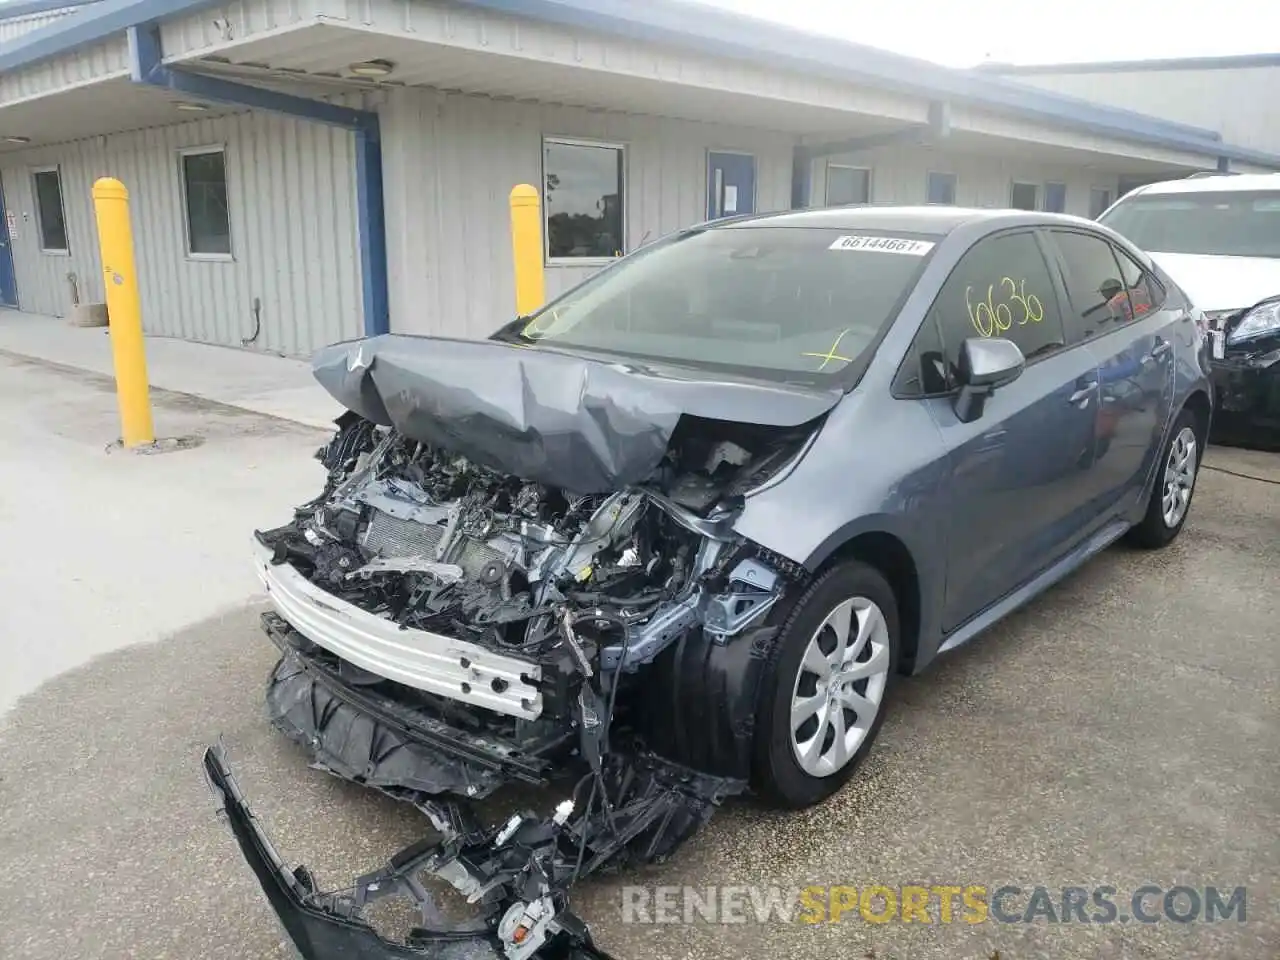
[965,285,995,338]
[968,278,1044,337]
[1000,276,1044,325]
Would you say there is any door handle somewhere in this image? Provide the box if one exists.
[1068,381,1097,406]
[1146,338,1172,362]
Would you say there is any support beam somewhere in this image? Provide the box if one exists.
[125,24,390,339]
[1217,156,1230,173]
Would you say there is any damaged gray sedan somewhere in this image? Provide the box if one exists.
[207,207,1211,959]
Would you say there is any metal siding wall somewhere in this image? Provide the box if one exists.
[0,109,362,355]
[0,36,128,107]
[380,87,794,339]
[0,6,83,43]
[1015,69,1280,156]
[814,144,1117,218]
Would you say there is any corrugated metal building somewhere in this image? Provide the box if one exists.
[982,54,1280,159]
[1,0,1277,356]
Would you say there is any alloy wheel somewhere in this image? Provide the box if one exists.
[1162,425,1198,529]
[789,597,891,777]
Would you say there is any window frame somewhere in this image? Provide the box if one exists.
[541,135,628,267]
[1043,226,1170,345]
[1009,181,1040,211]
[926,171,957,206]
[30,165,70,256]
[177,144,233,261]
[893,227,1072,399]
[824,163,872,206]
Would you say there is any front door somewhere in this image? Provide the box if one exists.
[925,230,1105,631]
[1046,229,1179,516]
[706,152,756,220]
[0,178,18,308]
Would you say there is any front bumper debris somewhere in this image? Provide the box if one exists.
[204,741,742,960]
[263,613,568,801]
[254,536,545,720]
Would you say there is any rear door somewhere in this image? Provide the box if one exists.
[921,230,1104,630]
[1046,229,1178,517]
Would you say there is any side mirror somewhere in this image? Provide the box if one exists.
[953,337,1025,423]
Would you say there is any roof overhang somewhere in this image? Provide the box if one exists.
[2,0,1278,170]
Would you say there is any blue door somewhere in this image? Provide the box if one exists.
[1046,230,1179,516]
[925,231,1104,630]
[0,178,17,308]
[706,152,756,220]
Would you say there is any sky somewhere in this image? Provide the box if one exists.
[695,0,1272,68]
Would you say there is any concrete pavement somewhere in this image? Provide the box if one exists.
[0,349,1276,960]
[0,310,343,429]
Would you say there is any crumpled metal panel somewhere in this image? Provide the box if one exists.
[311,334,841,494]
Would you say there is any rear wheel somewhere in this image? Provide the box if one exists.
[1126,408,1202,549]
[751,560,899,809]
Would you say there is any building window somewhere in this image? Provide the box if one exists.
[926,171,956,205]
[543,138,625,262]
[1010,181,1039,211]
[32,167,69,253]
[825,164,871,206]
[1043,182,1067,213]
[180,147,231,256]
[1089,187,1113,219]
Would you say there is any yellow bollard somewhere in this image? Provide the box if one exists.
[91,177,154,447]
[509,184,546,317]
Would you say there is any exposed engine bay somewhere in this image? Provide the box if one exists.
[213,400,819,960]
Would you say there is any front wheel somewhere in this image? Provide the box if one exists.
[1126,408,1202,549]
[752,560,899,809]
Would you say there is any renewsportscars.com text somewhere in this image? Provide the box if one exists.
[620,884,1247,925]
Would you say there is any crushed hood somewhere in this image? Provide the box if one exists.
[311,334,842,494]
[1150,252,1280,313]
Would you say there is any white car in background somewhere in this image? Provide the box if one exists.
[1099,174,1280,447]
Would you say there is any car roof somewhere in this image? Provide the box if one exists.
[704,205,1101,236]
[1127,173,1280,197]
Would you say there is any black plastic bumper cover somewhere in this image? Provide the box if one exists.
[202,746,613,960]
[1210,350,1280,447]
[262,613,565,803]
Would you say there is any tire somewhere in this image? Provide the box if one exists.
[751,560,900,809]
[1126,407,1203,549]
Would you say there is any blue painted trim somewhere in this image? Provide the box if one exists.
[0,0,215,74]
[0,0,101,20]
[354,127,389,337]
[981,52,1280,75]
[127,23,390,338]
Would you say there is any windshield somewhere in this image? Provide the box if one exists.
[505,226,938,384]
[1100,190,1280,258]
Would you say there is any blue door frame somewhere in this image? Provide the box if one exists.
[0,177,18,308]
[706,151,756,220]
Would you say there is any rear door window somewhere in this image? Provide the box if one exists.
[1111,245,1167,320]
[1049,230,1135,344]
[930,231,1068,375]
